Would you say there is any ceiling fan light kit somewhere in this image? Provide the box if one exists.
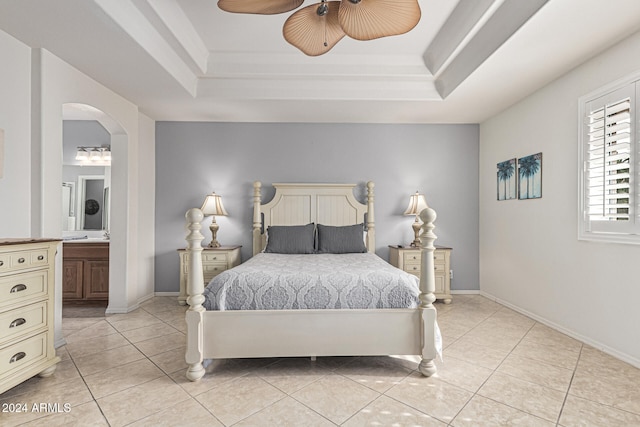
[218,0,421,56]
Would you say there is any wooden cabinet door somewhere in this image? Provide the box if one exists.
[62,260,84,300]
[84,260,109,300]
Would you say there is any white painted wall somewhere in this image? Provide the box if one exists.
[0,30,156,347]
[137,113,155,301]
[479,30,640,367]
[34,49,157,318]
[0,30,31,237]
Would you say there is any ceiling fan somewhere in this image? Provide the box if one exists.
[217,0,422,56]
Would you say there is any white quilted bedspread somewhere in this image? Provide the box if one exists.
[202,253,421,311]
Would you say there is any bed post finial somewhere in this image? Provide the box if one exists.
[418,206,438,377]
[185,208,206,382]
[366,181,375,252]
[253,181,262,256]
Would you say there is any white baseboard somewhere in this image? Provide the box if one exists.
[154,292,179,297]
[138,293,154,305]
[451,290,481,295]
[480,291,640,370]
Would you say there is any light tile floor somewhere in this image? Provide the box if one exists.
[2,295,640,426]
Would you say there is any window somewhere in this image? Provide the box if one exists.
[578,72,640,243]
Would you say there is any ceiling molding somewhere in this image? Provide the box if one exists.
[94,0,198,96]
[423,0,496,75]
[197,74,439,101]
[145,0,209,74]
[434,0,550,98]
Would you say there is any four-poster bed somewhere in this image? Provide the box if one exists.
[183,181,440,381]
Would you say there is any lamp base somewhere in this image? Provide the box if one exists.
[410,217,422,247]
[208,220,221,248]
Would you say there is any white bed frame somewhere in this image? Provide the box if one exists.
[184,182,439,381]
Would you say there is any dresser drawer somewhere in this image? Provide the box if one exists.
[1,248,49,273]
[0,302,47,343]
[0,271,47,309]
[0,332,47,378]
[0,253,9,273]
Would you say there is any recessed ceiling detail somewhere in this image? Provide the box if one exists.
[2,0,640,123]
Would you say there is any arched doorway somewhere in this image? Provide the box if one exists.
[61,103,128,315]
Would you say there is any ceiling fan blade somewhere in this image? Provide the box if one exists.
[338,0,421,41]
[218,0,303,15]
[283,1,345,56]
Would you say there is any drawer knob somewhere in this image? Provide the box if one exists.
[37,255,44,261]
[10,284,27,293]
[10,318,26,328]
[10,352,26,363]
[0,260,3,266]
[18,257,26,264]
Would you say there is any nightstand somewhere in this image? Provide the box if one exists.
[389,245,452,304]
[177,245,241,305]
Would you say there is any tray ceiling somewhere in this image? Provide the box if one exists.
[1,0,640,123]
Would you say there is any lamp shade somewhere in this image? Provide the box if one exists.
[201,192,228,217]
[404,191,428,215]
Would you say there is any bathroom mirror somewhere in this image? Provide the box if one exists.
[62,174,110,231]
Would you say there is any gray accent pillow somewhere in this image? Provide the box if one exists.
[317,223,367,254]
[264,223,315,254]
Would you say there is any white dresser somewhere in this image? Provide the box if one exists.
[0,239,61,394]
[177,245,241,305]
[389,245,452,304]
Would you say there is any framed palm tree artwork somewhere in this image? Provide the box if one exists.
[518,153,542,199]
[497,158,517,200]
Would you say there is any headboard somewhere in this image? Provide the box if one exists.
[252,182,375,256]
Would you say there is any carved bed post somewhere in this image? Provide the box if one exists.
[366,181,375,253]
[185,208,206,382]
[253,181,262,257]
[418,207,438,377]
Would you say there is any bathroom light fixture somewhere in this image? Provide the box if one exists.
[217,0,421,56]
[76,146,111,165]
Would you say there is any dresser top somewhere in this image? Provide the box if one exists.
[0,238,62,247]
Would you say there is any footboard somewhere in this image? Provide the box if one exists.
[183,187,439,381]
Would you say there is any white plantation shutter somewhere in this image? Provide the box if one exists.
[579,78,640,242]
[586,96,631,221]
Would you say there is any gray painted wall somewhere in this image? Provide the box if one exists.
[155,122,479,293]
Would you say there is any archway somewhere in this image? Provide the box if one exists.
[61,103,129,315]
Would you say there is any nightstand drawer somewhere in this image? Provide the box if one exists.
[203,264,228,281]
[0,302,47,343]
[405,264,421,275]
[0,271,47,309]
[203,253,227,263]
[402,252,421,264]
[0,332,47,378]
